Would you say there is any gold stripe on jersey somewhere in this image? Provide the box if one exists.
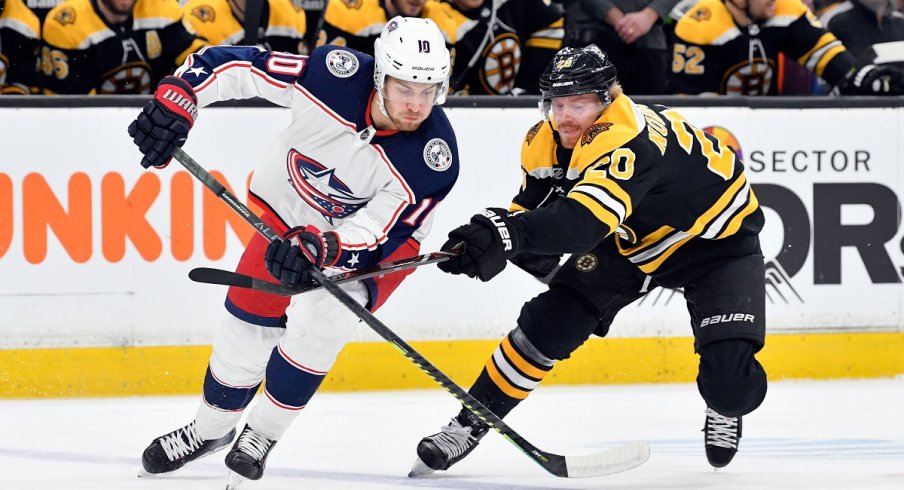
[321,0,387,37]
[621,173,756,273]
[509,202,530,213]
[716,184,760,238]
[796,32,844,76]
[673,0,741,46]
[524,18,563,50]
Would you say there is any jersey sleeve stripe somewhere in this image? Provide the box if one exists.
[700,178,754,239]
[717,190,760,239]
[569,191,622,234]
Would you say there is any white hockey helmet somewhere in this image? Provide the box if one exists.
[373,16,451,116]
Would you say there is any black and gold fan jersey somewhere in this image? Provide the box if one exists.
[1,0,41,94]
[184,0,306,54]
[670,0,857,95]
[41,0,206,94]
[24,0,62,23]
[316,0,453,56]
[434,0,563,95]
[514,94,764,285]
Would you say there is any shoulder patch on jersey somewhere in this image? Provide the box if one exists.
[423,138,453,172]
[525,121,543,145]
[325,49,359,78]
[54,6,76,25]
[581,122,613,146]
[191,5,215,22]
[691,7,711,21]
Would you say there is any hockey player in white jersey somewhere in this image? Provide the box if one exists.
[127,16,458,487]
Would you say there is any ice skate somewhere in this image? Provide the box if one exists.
[703,407,742,468]
[409,411,489,477]
[139,421,235,476]
[224,424,277,486]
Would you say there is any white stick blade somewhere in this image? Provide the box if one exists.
[565,440,650,477]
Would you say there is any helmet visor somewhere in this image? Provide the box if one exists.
[539,95,604,122]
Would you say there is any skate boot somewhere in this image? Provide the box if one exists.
[140,421,235,475]
[703,407,742,468]
[224,425,277,488]
[409,410,489,477]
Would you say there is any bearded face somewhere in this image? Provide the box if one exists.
[100,0,137,17]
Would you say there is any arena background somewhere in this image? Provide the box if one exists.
[1,96,902,398]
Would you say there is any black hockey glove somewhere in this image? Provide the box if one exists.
[839,64,904,95]
[265,225,341,288]
[128,76,198,169]
[438,208,523,282]
[509,252,561,281]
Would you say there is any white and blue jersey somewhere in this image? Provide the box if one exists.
[174,44,459,318]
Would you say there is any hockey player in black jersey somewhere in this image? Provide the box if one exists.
[410,44,768,476]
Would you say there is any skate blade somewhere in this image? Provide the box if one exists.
[408,456,436,478]
[225,470,247,489]
[137,468,154,478]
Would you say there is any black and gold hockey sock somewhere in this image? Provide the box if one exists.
[464,329,554,422]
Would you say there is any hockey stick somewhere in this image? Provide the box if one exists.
[170,147,650,477]
[188,250,460,296]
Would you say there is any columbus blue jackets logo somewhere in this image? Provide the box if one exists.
[286,149,368,223]
[326,50,359,78]
[423,138,453,171]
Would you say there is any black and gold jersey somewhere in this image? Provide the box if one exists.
[515,94,764,283]
[435,0,563,95]
[1,0,41,94]
[316,0,453,56]
[24,0,63,23]
[41,0,206,94]
[670,0,856,95]
[184,0,306,54]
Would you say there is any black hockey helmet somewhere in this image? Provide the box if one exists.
[538,44,618,119]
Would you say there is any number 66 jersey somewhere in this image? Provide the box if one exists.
[514,94,763,288]
[174,44,459,311]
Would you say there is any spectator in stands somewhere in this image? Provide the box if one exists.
[25,0,63,23]
[820,0,904,68]
[0,0,41,94]
[41,0,205,94]
[292,0,323,53]
[669,0,904,95]
[561,0,679,94]
[436,0,564,95]
[316,0,450,57]
[184,0,307,54]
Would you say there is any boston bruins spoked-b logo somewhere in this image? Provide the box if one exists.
[722,58,775,95]
[480,33,522,95]
[326,50,359,78]
[575,254,599,272]
[423,138,453,171]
